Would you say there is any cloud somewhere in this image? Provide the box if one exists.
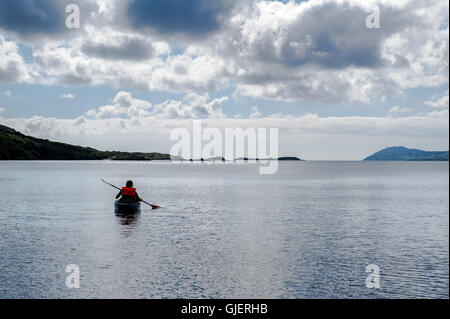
[26,24,227,91]
[212,0,449,102]
[4,91,12,98]
[81,35,155,61]
[127,0,234,35]
[152,93,228,119]
[0,0,448,105]
[61,93,75,99]
[86,91,228,120]
[224,1,415,69]
[86,91,152,119]
[0,107,4,113]
[32,37,226,91]
[2,106,447,143]
[0,0,65,37]
[32,37,153,88]
[0,0,100,41]
[149,54,229,92]
[425,91,449,108]
[2,88,447,141]
[0,35,29,82]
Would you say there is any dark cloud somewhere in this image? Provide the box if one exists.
[0,0,65,37]
[127,0,232,35]
[60,73,92,85]
[224,2,420,71]
[277,3,391,69]
[81,38,154,61]
[0,0,98,40]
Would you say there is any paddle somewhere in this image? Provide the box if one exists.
[101,178,161,209]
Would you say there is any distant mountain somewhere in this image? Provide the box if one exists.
[0,124,170,160]
[364,146,449,161]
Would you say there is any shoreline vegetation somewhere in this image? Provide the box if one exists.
[1,124,448,161]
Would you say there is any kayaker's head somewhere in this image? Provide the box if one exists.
[126,180,133,188]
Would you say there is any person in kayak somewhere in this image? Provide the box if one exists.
[116,180,142,203]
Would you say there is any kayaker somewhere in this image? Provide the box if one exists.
[116,180,142,203]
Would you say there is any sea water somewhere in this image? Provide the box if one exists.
[0,161,448,298]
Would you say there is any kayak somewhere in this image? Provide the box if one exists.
[101,179,160,209]
[114,200,141,214]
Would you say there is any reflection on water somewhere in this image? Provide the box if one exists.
[0,161,448,298]
[115,213,140,240]
[115,213,140,226]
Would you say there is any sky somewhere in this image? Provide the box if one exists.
[0,0,448,160]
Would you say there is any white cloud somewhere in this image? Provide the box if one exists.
[4,90,12,98]
[0,35,29,83]
[2,99,447,141]
[86,91,228,120]
[425,91,449,108]
[60,93,75,99]
[86,91,153,119]
[0,107,4,113]
[29,28,228,92]
[152,93,228,119]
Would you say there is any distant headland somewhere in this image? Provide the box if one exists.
[364,146,448,161]
[0,124,170,161]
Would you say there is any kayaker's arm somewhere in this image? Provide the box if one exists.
[116,190,122,199]
[135,192,143,202]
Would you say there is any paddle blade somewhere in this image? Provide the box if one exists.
[142,200,161,209]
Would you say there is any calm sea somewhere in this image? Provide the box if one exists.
[0,161,448,298]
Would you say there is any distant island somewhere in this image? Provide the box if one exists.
[364,146,449,161]
[233,157,302,161]
[174,157,302,161]
[0,124,171,161]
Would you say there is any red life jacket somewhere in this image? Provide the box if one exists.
[122,187,136,197]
